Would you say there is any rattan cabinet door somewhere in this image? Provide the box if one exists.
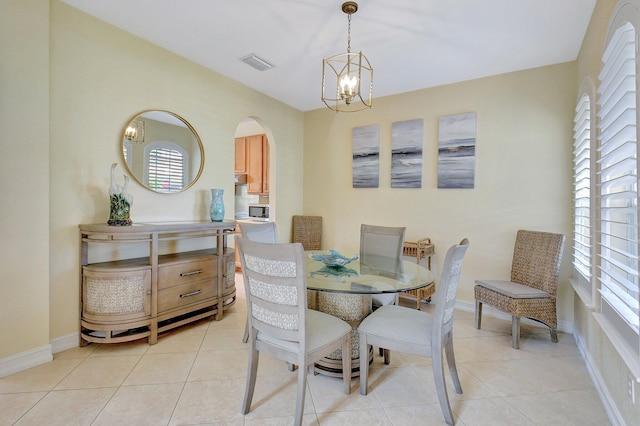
[82,266,151,322]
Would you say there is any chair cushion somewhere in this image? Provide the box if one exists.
[372,293,396,308]
[258,309,351,353]
[475,279,551,299]
[358,305,433,349]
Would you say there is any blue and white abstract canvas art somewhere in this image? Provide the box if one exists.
[438,112,476,189]
[352,125,380,188]
[391,119,423,188]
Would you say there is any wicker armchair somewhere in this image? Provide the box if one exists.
[474,229,565,349]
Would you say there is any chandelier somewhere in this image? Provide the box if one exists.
[322,1,373,112]
[124,120,145,143]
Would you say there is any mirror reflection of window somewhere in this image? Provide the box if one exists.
[144,141,188,192]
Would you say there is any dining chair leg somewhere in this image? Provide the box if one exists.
[512,315,520,349]
[444,336,462,394]
[341,334,352,394]
[241,344,259,414]
[474,300,482,329]
[294,364,307,426]
[242,320,249,343]
[383,348,390,365]
[550,327,558,343]
[432,347,454,426]
[359,336,369,395]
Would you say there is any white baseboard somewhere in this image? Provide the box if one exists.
[0,345,53,379]
[454,300,574,333]
[574,331,624,426]
[50,332,80,355]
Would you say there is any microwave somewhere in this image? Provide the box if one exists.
[248,204,269,221]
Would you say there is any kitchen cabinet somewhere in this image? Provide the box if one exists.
[235,134,269,194]
[79,221,236,345]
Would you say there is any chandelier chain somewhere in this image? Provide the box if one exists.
[347,13,351,53]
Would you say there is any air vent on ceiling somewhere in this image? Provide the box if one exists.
[240,53,275,71]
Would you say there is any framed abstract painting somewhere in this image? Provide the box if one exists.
[438,112,476,189]
[352,124,380,188]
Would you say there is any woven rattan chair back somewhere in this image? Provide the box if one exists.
[510,230,564,296]
[292,215,322,250]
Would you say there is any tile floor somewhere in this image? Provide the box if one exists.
[0,273,610,425]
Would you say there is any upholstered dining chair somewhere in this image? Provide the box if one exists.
[236,238,352,426]
[359,224,407,309]
[358,238,470,426]
[238,221,278,343]
[474,229,565,349]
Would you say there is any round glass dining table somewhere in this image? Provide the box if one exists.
[305,250,435,377]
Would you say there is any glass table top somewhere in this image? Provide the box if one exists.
[305,250,434,294]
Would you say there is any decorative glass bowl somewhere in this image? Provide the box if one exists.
[310,250,359,268]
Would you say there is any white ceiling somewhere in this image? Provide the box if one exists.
[60,0,596,112]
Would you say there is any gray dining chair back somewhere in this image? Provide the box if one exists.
[360,224,406,308]
[236,238,352,426]
[358,238,470,426]
[239,221,278,243]
[238,221,279,343]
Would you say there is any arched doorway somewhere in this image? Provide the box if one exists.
[233,117,274,222]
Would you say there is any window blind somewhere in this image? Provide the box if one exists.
[597,21,640,336]
[573,93,592,281]
[148,147,185,192]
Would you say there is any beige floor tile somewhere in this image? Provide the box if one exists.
[461,359,550,397]
[315,407,392,425]
[123,351,197,385]
[54,355,140,390]
[189,349,248,381]
[146,325,207,354]
[307,370,381,413]
[242,373,315,420]
[53,344,99,359]
[208,310,247,330]
[202,327,247,351]
[507,355,595,391]
[244,413,319,425]
[504,388,611,425]
[0,358,83,393]
[0,392,46,426]
[169,378,246,424]
[92,383,183,426]
[455,397,536,426]
[90,340,150,357]
[367,366,439,407]
[13,387,116,426]
[384,403,461,426]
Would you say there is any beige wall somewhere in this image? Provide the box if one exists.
[304,63,575,318]
[574,0,640,424]
[0,0,51,360]
[0,0,303,364]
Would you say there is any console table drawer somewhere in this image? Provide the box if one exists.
[158,258,217,290]
[158,279,216,312]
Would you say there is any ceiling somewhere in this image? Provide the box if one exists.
[60,0,596,112]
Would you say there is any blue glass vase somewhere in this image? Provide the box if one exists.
[210,188,225,222]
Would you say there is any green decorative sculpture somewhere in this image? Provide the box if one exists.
[107,163,133,226]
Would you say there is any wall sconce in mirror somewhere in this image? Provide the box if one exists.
[125,120,145,143]
[121,110,205,194]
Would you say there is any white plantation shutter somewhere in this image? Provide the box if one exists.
[597,21,640,342]
[574,92,592,284]
[145,142,188,193]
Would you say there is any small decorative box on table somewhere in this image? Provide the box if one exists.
[79,221,236,345]
[402,237,436,308]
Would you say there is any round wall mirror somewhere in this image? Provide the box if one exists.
[121,110,205,193]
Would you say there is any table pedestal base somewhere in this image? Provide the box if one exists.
[311,291,372,378]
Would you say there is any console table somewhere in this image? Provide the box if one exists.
[79,221,236,345]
